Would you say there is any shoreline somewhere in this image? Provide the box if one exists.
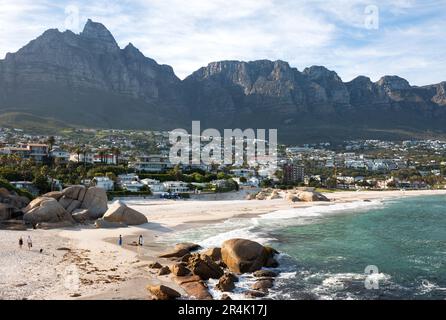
[1,189,445,300]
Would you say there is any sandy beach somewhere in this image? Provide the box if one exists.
[1,189,445,300]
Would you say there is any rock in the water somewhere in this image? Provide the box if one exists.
[171,263,191,276]
[94,218,127,229]
[81,187,108,219]
[147,285,181,300]
[23,197,74,225]
[253,270,278,278]
[221,239,269,274]
[173,275,202,285]
[244,290,266,298]
[175,243,202,252]
[102,201,148,225]
[252,279,274,292]
[158,266,171,276]
[181,281,213,300]
[187,253,224,280]
[216,273,236,292]
[221,294,232,300]
[148,262,162,269]
[201,247,222,262]
[159,243,201,259]
[159,248,191,259]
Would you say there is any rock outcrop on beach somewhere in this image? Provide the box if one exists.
[0,188,30,221]
[20,185,138,228]
[221,239,276,274]
[102,201,148,225]
[147,285,181,300]
[286,190,330,203]
[157,239,280,299]
[23,197,74,225]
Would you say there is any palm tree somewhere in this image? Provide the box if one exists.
[111,147,121,165]
[46,136,56,151]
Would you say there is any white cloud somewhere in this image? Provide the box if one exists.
[0,0,444,85]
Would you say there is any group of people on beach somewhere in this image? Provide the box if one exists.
[18,236,33,250]
[117,235,144,247]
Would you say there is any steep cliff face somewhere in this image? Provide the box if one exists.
[0,20,187,129]
[0,20,445,142]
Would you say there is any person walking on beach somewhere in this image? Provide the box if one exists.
[19,237,23,249]
[138,235,144,246]
[27,236,32,250]
[118,235,123,246]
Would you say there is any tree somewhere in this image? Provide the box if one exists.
[46,136,56,150]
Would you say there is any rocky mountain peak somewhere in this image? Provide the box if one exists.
[80,19,118,51]
[377,76,411,91]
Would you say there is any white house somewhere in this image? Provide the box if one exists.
[122,181,145,192]
[163,181,189,193]
[118,173,139,185]
[92,176,114,191]
[141,178,165,193]
[50,147,70,162]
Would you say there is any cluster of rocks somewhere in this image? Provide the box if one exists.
[147,239,280,300]
[1,185,147,229]
[246,188,329,203]
[285,190,329,202]
[0,188,31,229]
[246,189,281,201]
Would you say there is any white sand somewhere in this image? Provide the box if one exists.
[1,189,445,299]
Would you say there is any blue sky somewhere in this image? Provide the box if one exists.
[0,0,445,85]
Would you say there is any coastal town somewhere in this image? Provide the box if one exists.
[0,127,445,199]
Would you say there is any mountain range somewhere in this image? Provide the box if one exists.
[1,19,445,143]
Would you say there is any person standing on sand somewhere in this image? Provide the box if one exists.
[138,235,144,246]
[27,236,32,250]
[118,235,123,246]
[19,237,23,249]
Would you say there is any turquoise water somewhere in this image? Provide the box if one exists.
[271,196,446,300]
[161,195,446,300]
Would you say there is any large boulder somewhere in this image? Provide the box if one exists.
[102,201,148,225]
[147,285,181,300]
[62,185,86,200]
[181,281,213,300]
[216,273,237,292]
[0,203,13,221]
[171,263,191,276]
[42,191,63,200]
[187,253,224,280]
[159,242,201,259]
[80,187,108,219]
[0,188,30,215]
[23,197,74,225]
[297,191,329,202]
[58,196,74,209]
[66,200,82,214]
[221,239,269,274]
[201,247,222,262]
[71,209,91,223]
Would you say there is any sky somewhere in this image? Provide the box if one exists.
[0,0,445,85]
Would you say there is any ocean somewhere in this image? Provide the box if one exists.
[159,195,446,300]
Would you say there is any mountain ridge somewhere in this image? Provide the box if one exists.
[1,20,445,143]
